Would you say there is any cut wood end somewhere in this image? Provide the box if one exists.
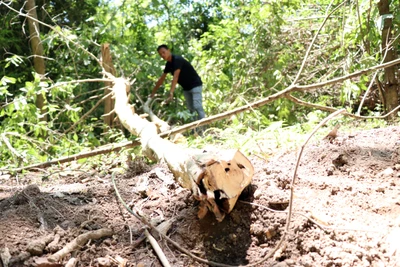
[191,149,254,222]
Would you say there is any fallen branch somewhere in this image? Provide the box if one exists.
[157,57,400,136]
[46,78,113,91]
[3,140,140,172]
[48,228,113,263]
[286,94,400,120]
[9,96,400,174]
[65,258,77,267]
[144,229,171,267]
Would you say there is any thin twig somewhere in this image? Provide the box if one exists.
[1,134,27,164]
[144,229,171,267]
[46,78,113,90]
[285,109,346,233]
[2,140,139,172]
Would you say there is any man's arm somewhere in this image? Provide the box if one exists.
[150,73,167,98]
[167,69,181,102]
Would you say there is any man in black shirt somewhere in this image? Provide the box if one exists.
[149,44,206,121]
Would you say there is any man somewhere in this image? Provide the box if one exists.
[149,44,206,121]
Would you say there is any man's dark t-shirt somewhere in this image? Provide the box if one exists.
[163,55,202,91]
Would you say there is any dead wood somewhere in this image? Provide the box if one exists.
[0,247,11,267]
[144,98,171,133]
[47,228,113,263]
[112,78,254,221]
[64,258,77,267]
[156,57,400,137]
[5,140,140,172]
[144,229,171,267]
[26,234,55,256]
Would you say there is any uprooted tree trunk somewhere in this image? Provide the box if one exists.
[112,78,254,221]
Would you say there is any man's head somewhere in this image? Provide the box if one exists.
[157,44,172,62]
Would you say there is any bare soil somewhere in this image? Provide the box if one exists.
[1,126,400,267]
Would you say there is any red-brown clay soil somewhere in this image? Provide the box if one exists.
[1,126,400,267]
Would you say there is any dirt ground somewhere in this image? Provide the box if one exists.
[1,125,400,267]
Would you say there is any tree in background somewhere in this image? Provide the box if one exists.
[26,0,47,122]
[377,0,399,116]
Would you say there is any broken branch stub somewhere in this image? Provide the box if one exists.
[112,78,254,221]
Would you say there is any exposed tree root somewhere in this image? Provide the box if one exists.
[144,229,171,267]
[47,228,113,263]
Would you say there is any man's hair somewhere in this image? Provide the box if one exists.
[157,44,169,51]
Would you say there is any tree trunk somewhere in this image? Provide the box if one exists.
[26,0,47,122]
[101,43,116,128]
[112,78,254,222]
[378,0,399,118]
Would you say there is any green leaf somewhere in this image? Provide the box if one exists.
[1,76,17,85]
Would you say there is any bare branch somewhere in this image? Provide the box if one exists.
[287,94,400,120]
[2,140,140,172]
[144,229,171,267]
[285,109,346,233]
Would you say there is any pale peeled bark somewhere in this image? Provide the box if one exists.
[112,78,254,221]
[143,98,171,133]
